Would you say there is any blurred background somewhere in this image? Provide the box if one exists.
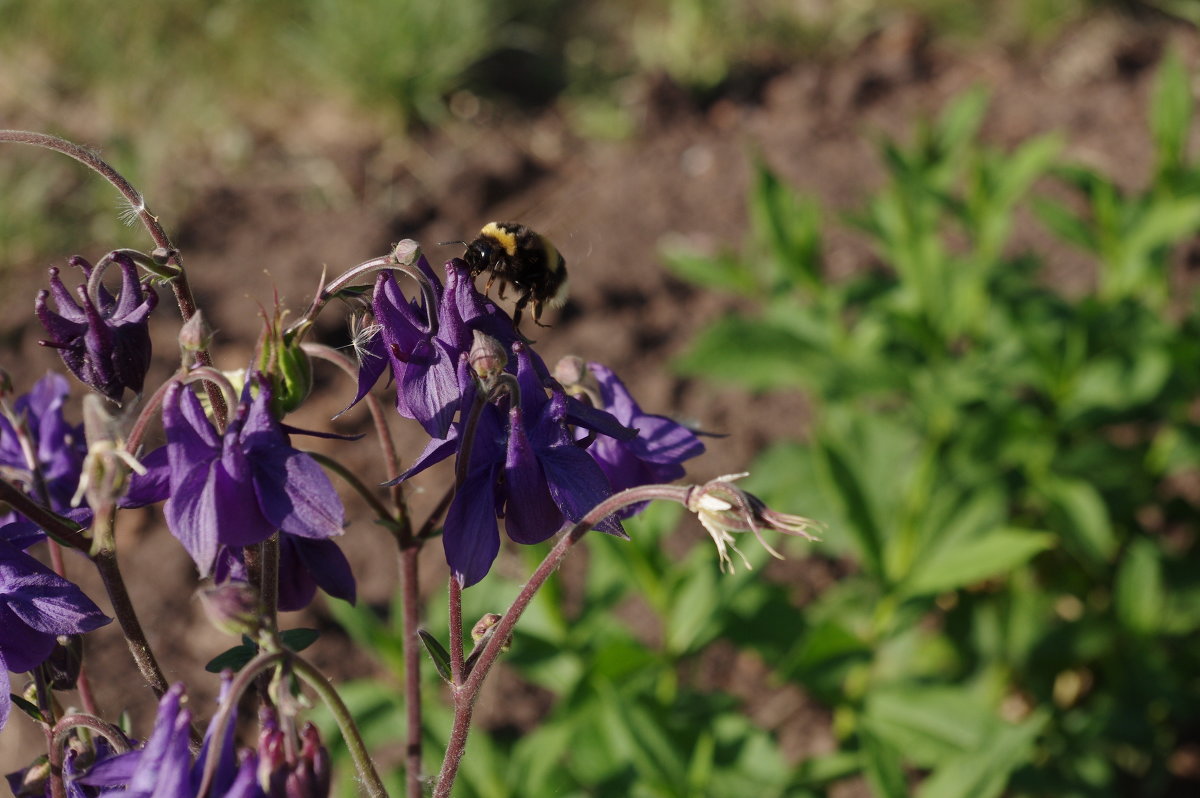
[3,0,1200,795]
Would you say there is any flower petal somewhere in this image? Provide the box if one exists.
[443,467,502,588]
[503,408,563,545]
[286,536,356,609]
[538,443,625,537]
[251,450,344,540]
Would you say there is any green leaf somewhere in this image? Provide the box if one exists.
[1150,49,1193,179]
[917,711,1048,798]
[418,629,453,683]
[863,685,993,766]
[812,438,886,579]
[749,161,822,292]
[1126,198,1200,256]
[672,315,823,390]
[205,639,257,673]
[10,693,48,724]
[1032,196,1097,252]
[1041,476,1118,568]
[992,134,1061,209]
[661,246,758,296]
[1115,537,1165,636]
[280,627,319,652]
[859,726,907,798]
[900,527,1054,598]
[936,86,990,157]
[666,565,720,656]
[790,751,862,788]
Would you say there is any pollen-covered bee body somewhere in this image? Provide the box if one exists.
[463,221,569,327]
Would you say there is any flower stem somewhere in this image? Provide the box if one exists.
[0,130,227,427]
[0,479,88,551]
[432,485,688,796]
[399,544,423,798]
[90,545,172,697]
[291,653,388,798]
[449,578,465,686]
[52,714,134,754]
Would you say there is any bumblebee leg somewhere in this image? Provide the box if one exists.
[483,273,498,297]
[497,280,508,301]
[532,299,552,328]
[511,293,527,328]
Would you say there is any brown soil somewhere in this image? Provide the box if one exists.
[3,11,1198,793]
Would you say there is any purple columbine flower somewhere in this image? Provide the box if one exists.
[77,685,331,798]
[0,373,88,518]
[565,360,705,518]
[78,682,246,798]
[399,344,635,587]
[129,375,345,576]
[348,257,524,439]
[36,253,158,403]
[0,538,110,731]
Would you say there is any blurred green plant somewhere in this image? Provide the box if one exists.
[662,51,1200,796]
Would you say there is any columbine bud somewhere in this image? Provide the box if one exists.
[197,579,262,637]
[288,723,332,798]
[551,355,587,390]
[178,309,214,358]
[35,253,157,404]
[256,308,313,416]
[6,756,50,798]
[469,331,507,385]
[685,473,820,572]
[73,394,146,514]
[257,711,331,798]
[470,613,511,653]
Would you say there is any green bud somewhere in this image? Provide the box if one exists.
[256,308,313,416]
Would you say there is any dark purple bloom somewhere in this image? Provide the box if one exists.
[400,345,633,587]
[6,738,122,798]
[133,375,345,575]
[580,362,705,517]
[36,253,157,403]
[349,258,523,438]
[214,534,356,612]
[0,538,110,731]
[78,686,330,798]
[79,682,247,798]
[0,373,88,517]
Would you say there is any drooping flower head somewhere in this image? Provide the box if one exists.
[0,538,110,731]
[556,357,705,517]
[0,372,88,516]
[398,343,636,587]
[347,257,525,439]
[75,684,331,798]
[36,253,158,403]
[685,473,820,572]
[127,374,345,576]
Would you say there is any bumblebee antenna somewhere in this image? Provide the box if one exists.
[438,239,468,247]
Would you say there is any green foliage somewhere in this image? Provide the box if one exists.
[667,53,1200,796]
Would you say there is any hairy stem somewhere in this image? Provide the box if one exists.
[432,484,688,797]
[291,654,388,798]
[449,578,465,686]
[0,129,227,427]
[52,714,134,754]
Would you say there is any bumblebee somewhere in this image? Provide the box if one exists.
[460,221,569,328]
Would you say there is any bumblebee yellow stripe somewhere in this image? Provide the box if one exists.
[481,222,517,256]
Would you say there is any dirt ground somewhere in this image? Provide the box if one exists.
[3,12,1199,791]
